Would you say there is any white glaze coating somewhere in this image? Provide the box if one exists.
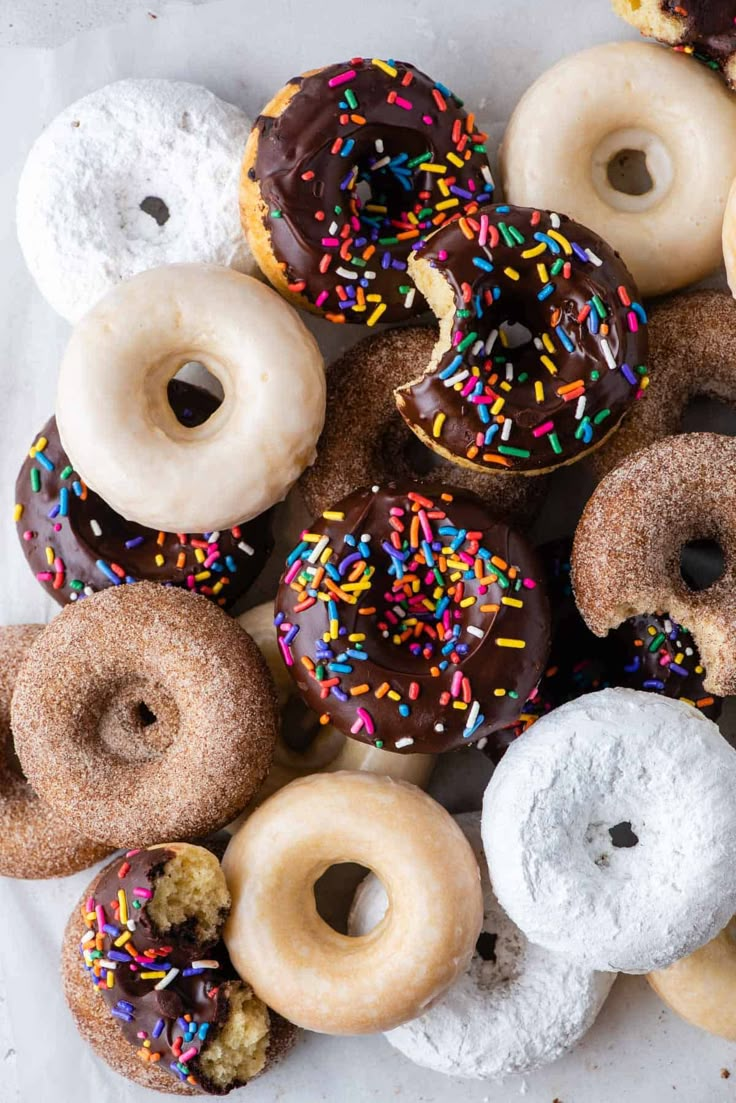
[17,78,257,322]
[482,689,736,973]
[349,812,614,1080]
[56,263,326,532]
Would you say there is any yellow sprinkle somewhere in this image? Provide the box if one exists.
[502,596,523,608]
[194,548,205,564]
[114,930,131,948]
[322,510,345,521]
[348,633,366,642]
[432,412,446,438]
[155,554,165,567]
[674,652,684,665]
[536,263,549,283]
[695,665,704,674]
[542,332,556,354]
[521,243,546,259]
[460,596,476,608]
[640,375,650,390]
[366,293,382,302]
[496,638,526,648]
[493,688,507,697]
[45,546,54,566]
[13,503,23,522]
[504,267,520,281]
[372,57,398,76]
[452,700,469,710]
[329,619,339,640]
[194,571,211,582]
[388,690,401,702]
[436,197,460,211]
[447,152,464,168]
[500,381,512,393]
[548,229,573,255]
[366,302,387,326]
[419,162,446,174]
[540,355,557,376]
[140,971,166,980]
[437,178,450,197]
[534,380,544,403]
[106,971,114,988]
[211,581,224,594]
[117,889,128,925]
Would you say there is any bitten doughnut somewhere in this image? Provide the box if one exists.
[0,624,111,879]
[612,0,736,88]
[242,57,494,323]
[223,772,483,1034]
[274,483,550,754]
[501,43,736,297]
[55,263,325,533]
[15,382,272,610]
[11,583,278,847]
[591,291,736,481]
[300,327,549,529]
[648,916,736,1041]
[482,689,736,973]
[62,843,295,1095]
[17,79,257,323]
[572,433,736,695]
[397,204,648,474]
[349,812,615,1079]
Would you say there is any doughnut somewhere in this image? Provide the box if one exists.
[299,326,549,529]
[222,771,483,1034]
[648,916,736,1041]
[349,812,615,1079]
[62,843,295,1094]
[236,602,434,812]
[11,582,278,848]
[241,58,494,323]
[17,79,256,323]
[0,624,111,879]
[396,204,648,474]
[612,0,736,88]
[722,184,736,298]
[482,688,736,973]
[14,382,272,611]
[500,43,736,297]
[274,483,551,754]
[572,433,736,696]
[55,263,326,533]
[591,291,736,481]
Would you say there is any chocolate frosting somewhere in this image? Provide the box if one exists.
[274,483,551,754]
[76,847,236,1094]
[15,381,272,610]
[663,0,736,62]
[251,58,494,323]
[396,204,649,472]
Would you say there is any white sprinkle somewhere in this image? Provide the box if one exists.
[434,722,445,732]
[533,336,544,350]
[481,164,494,187]
[329,220,338,235]
[472,339,484,357]
[464,700,481,730]
[371,155,390,171]
[154,967,180,991]
[98,959,117,969]
[70,591,79,602]
[442,369,469,388]
[393,604,406,617]
[395,737,415,749]
[550,212,561,228]
[363,269,377,280]
[467,625,484,638]
[586,248,603,266]
[238,541,254,556]
[404,287,416,309]
[192,959,219,970]
[208,531,220,543]
[476,736,488,750]
[685,647,694,656]
[505,363,514,382]
[81,930,95,945]
[375,138,384,154]
[601,338,617,370]
[371,485,380,493]
[90,519,102,537]
[575,395,587,420]
[126,918,136,932]
[501,417,512,441]
[485,328,498,354]
[84,585,94,596]
[336,266,358,280]
[360,533,372,543]
[308,535,329,563]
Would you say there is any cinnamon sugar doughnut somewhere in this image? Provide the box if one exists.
[299,327,548,528]
[11,583,278,847]
[0,624,111,879]
[572,433,736,695]
[591,290,736,481]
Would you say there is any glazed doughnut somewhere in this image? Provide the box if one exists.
[722,182,736,298]
[612,0,736,89]
[397,204,648,474]
[241,58,494,323]
[222,772,483,1034]
[11,582,278,847]
[501,43,736,297]
[17,79,256,323]
[482,689,736,973]
[591,291,736,481]
[572,433,736,695]
[15,382,272,610]
[274,483,550,754]
[0,624,111,879]
[349,812,615,1079]
[299,327,549,529]
[62,843,295,1095]
[56,263,325,533]
[236,602,434,810]
[648,916,736,1041]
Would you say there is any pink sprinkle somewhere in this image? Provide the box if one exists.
[203,553,219,568]
[418,509,433,542]
[356,707,374,735]
[393,96,413,110]
[278,637,294,667]
[389,507,404,516]
[627,311,639,332]
[283,559,302,585]
[96,905,106,931]
[126,849,141,857]
[532,420,555,438]
[437,249,448,261]
[315,290,329,308]
[450,671,463,698]
[86,896,95,913]
[133,887,152,899]
[523,578,537,590]
[54,556,65,572]
[54,523,62,532]
[422,114,434,125]
[350,714,364,735]
[328,69,356,87]
[180,1048,198,1064]
[659,654,671,667]
[478,214,489,247]
[36,572,53,581]
[461,377,476,397]
[186,575,195,589]
[321,237,340,247]
[22,530,33,541]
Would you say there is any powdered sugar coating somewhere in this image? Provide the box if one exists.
[349,812,614,1079]
[17,79,256,322]
[482,688,736,973]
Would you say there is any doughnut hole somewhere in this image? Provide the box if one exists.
[314,863,374,935]
[681,394,736,438]
[591,127,674,213]
[95,677,180,763]
[147,844,230,945]
[168,362,224,426]
[198,982,270,1090]
[585,817,640,871]
[680,538,726,593]
[606,148,653,197]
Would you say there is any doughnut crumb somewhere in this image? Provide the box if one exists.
[148,844,230,946]
[198,982,270,1090]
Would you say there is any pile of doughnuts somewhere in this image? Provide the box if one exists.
[8,16,736,1094]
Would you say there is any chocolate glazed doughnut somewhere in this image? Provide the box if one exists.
[612,0,736,86]
[241,58,494,323]
[299,327,549,528]
[275,483,550,754]
[397,204,649,474]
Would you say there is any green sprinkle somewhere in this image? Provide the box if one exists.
[590,370,600,381]
[378,236,399,245]
[457,331,478,353]
[407,151,431,168]
[550,258,564,276]
[398,285,412,294]
[497,445,531,458]
[592,294,607,319]
[575,416,592,441]
[498,222,515,247]
[60,465,73,480]
[636,364,648,375]
[593,408,611,425]
[375,740,384,749]
[649,632,666,652]
[344,88,358,109]
[270,209,282,218]
[70,580,84,591]
[508,224,525,245]
[509,690,519,700]
[30,468,40,493]
[517,372,529,383]
[548,432,563,455]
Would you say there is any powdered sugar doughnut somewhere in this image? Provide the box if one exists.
[17,79,256,322]
[482,688,736,973]
[349,812,614,1079]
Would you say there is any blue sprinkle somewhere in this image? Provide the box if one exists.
[96,560,121,585]
[124,536,145,549]
[59,487,69,516]
[472,257,494,272]
[35,450,55,472]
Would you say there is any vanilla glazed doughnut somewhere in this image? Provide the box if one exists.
[274,483,551,754]
[0,624,111,879]
[501,43,736,297]
[573,433,736,696]
[17,79,257,323]
[349,812,614,1079]
[222,772,483,1034]
[11,583,278,848]
[591,291,736,481]
[612,0,736,88]
[14,382,272,610]
[62,843,295,1095]
[648,916,736,1041]
[482,688,736,973]
[55,263,325,533]
[397,204,648,474]
[300,327,549,528]
[236,602,434,811]
[242,58,494,323]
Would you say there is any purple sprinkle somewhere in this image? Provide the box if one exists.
[125,536,145,549]
[571,242,588,263]
[668,662,689,677]
[643,679,665,690]
[111,1009,134,1022]
[152,1018,165,1039]
[621,363,637,386]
